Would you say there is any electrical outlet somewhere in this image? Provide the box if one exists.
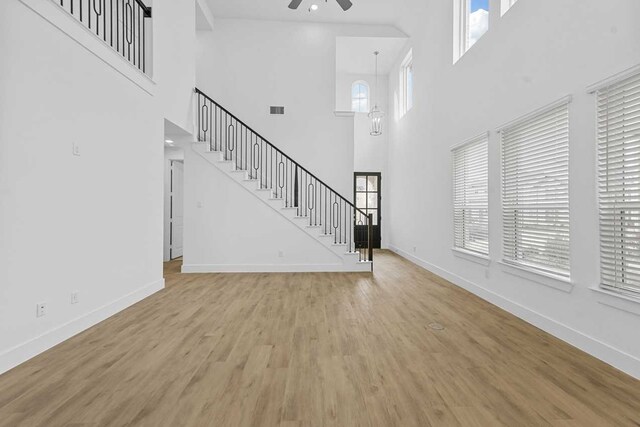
[72,142,81,156]
[413,246,417,253]
[71,292,79,304]
[36,302,47,317]
[278,251,284,258]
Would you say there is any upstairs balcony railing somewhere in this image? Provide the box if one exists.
[54,0,152,75]
[195,88,374,264]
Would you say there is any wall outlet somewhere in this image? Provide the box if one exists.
[71,292,79,304]
[413,246,417,253]
[36,302,47,317]
[72,142,81,156]
[278,251,284,258]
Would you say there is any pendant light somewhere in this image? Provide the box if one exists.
[368,51,385,136]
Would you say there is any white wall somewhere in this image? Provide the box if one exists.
[155,0,197,134]
[386,0,640,378]
[336,73,390,247]
[196,19,404,200]
[0,0,198,374]
[182,147,345,271]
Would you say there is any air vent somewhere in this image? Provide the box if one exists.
[270,106,285,115]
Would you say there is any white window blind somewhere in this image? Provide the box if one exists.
[597,70,640,295]
[501,101,571,277]
[453,134,489,255]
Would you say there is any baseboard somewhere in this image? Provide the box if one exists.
[0,278,164,375]
[388,245,640,380]
[181,263,371,273]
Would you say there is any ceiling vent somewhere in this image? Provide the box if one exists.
[270,106,285,115]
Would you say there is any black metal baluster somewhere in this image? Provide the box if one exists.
[127,1,133,61]
[110,0,113,47]
[103,0,107,40]
[116,0,119,50]
[137,3,141,68]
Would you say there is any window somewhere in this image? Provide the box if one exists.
[454,0,489,61]
[501,0,519,16]
[500,100,571,277]
[400,50,413,117]
[597,70,640,296]
[351,81,370,113]
[453,134,489,256]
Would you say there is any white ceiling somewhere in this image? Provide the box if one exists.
[205,0,412,28]
[336,37,408,75]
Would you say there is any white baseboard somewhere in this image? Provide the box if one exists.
[181,263,371,273]
[0,278,164,375]
[389,245,640,380]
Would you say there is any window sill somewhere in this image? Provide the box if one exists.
[590,287,640,317]
[334,111,355,118]
[499,261,573,293]
[452,248,490,266]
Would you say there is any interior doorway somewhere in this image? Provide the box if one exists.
[164,143,184,263]
[169,160,184,259]
[354,172,382,249]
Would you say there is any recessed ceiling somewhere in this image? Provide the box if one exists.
[336,37,408,75]
[205,0,413,28]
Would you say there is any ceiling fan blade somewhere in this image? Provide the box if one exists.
[288,0,303,9]
[335,0,353,11]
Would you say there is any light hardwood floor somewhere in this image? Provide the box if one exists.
[1,250,639,426]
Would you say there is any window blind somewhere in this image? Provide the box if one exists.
[453,134,489,256]
[598,70,640,295]
[501,101,570,277]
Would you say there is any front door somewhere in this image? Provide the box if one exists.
[354,172,381,249]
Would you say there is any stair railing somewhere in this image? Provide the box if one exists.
[195,88,373,263]
[54,0,152,75]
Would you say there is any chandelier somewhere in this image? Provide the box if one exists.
[368,51,385,136]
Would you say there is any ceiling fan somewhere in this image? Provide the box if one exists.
[288,0,353,11]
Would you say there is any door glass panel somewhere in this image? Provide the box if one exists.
[367,193,378,209]
[356,176,367,192]
[367,176,378,192]
[368,209,378,225]
[356,193,367,209]
[356,210,367,224]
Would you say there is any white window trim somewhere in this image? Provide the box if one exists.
[452,132,490,258]
[500,0,519,16]
[351,80,370,114]
[498,96,573,281]
[590,287,640,317]
[452,247,491,266]
[589,65,640,298]
[453,0,490,62]
[499,261,574,293]
[399,50,413,118]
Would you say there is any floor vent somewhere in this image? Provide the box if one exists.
[270,106,285,115]
[428,322,445,331]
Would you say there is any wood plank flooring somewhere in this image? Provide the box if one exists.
[1,250,639,426]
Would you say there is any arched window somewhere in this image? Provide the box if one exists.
[351,81,370,113]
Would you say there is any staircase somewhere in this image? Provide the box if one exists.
[193,89,373,272]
